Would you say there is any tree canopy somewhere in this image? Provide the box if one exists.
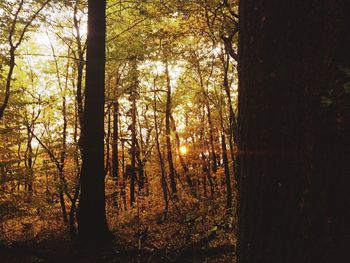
[1,0,348,262]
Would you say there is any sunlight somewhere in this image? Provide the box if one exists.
[145,61,184,86]
[1,1,241,258]
[179,145,188,155]
[151,61,165,74]
[31,31,51,47]
[169,64,183,82]
[31,138,39,148]
[74,22,88,38]
[212,46,222,56]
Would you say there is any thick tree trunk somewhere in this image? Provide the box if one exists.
[237,1,350,262]
[77,0,110,245]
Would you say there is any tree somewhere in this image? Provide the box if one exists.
[77,0,110,245]
[152,75,169,217]
[237,1,350,262]
[129,55,138,206]
[164,58,178,198]
[0,0,50,119]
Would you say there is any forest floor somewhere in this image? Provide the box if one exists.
[0,195,236,262]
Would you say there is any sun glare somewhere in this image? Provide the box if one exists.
[31,31,51,46]
[179,145,188,155]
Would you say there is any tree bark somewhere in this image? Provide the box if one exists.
[237,1,350,262]
[77,0,110,246]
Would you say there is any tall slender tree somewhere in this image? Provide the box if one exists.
[165,59,178,198]
[237,1,350,262]
[111,101,119,182]
[0,0,50,119]
[129,56,138,206]
[77,0,110,245]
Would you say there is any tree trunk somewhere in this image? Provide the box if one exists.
[206,104,218,174]
[105,107,111,175]
[222,53,239,185]
[170,114,195,197]
[71,65,81,236]
[121,138,127,210]
[221,131,232,211]
[0,48,15,119]
[130,57,138,206]
[165,59,177,198]
[111,101,119,208]
[112,101,119,181]
[25,126,34,193]
[194,51,218,174]
[58,48,70,224]
[77,0,110,245]
[58,93,68,224]
[237,1,350,262]
[74,0,85,127]
[153,84,169,216]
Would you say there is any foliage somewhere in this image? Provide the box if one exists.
[0,0,238,261]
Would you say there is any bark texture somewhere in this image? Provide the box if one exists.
[77,0,110,245]
[237,1,350,262]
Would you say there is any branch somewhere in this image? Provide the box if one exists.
[220,27,238,61]
[14,0,51,49]
[8,0,24,48]
[16,53,82,62]
[107,18,146,43]
[223,0,239,19]
[29,130,74,202]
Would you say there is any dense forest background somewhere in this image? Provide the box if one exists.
[1,0,349,262]
[1,0,238,262]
